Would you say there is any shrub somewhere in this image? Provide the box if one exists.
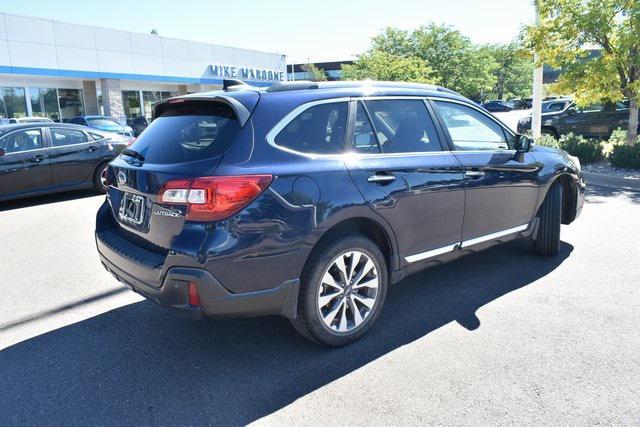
[609,128,629,146]
[609,144,640,169]
[535,133,559,148]
[558,133,604,164]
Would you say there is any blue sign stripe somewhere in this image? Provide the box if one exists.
[0,65,275,87]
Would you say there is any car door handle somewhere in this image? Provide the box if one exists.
[465,170,485,178]
[88,145,99,152]
[367,173,396,184]
[32,155,45,163]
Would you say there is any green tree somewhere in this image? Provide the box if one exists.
[300,63,327,82]
[481,43,534,100]
[341,50,434,83]
[363,24,497,99]
[525,0,640,145]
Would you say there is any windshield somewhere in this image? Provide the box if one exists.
[542,101,569,113]
[126,102,240,164]
[87,118,123,130]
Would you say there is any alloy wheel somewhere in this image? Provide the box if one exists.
[317,250,379,333]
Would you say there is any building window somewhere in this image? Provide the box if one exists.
[122,90,142,118]
[161,91,179,100]
[142,91,162,119]
[0,87,27,119]
[29,88,60,122]
[58,89,84,121]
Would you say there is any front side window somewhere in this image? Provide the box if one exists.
[351,102,378,154]
[274,102,348,154]
[363,99,442,154]
[50,128,89,147]
[434,101,510,151]
[0,129,43,154]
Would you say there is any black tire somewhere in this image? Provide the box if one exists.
[93,161,110,194]
[290,234,388,347]
[532,182,562,256]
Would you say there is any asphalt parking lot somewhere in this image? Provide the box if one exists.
[1,185,639,425]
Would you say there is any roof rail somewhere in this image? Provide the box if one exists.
[266,81,319,92]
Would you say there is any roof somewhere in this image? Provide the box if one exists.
[0,122,90,133]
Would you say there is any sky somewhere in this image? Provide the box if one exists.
[1,0,535,63]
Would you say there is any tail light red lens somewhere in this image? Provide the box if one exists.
[158,174,273,221]
[127,137,136,146]
[188,282,201,307]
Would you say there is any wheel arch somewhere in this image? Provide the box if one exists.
[544,173,577,225]
[307,217,398,282]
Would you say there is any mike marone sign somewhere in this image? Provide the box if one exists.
[204,65,285,82]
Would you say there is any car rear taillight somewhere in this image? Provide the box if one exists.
[127,137,136,146]
[188,282,201,307]
[158,175,273,221]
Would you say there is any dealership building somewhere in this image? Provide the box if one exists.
[0,12,287,123]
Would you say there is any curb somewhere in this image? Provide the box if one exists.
[583,171,640,191]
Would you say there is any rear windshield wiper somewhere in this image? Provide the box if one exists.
[121,148,145,162]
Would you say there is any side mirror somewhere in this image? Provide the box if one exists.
[567,107,577,115]
[354,133,374,148]
[514,134,532,153]
[0,147,5,157]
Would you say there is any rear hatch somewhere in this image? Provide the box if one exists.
[105,98,253,251]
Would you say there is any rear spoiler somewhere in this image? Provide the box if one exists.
[152,94,253,127]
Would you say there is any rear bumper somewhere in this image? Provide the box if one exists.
[96,228,299,319]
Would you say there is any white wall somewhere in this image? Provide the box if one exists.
[0,11,286,83]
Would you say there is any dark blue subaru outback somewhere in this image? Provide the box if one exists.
[95,80,585,346]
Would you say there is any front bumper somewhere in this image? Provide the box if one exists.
[96,227,299,319]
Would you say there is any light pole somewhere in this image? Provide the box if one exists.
[531,0,543,138]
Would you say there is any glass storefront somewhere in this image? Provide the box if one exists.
[0,87,28,119]
[142,91,162,119]
[122,90,142,118]
[58,89,84,120]
[29,88,60,122]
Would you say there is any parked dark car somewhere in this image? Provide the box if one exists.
[127,116,148,136]
[95,80,585,346]
[68,115,134,137]
[517,99,631,139]
[483,100,513,112]
[0,123,131,201]
[513,98,533,110]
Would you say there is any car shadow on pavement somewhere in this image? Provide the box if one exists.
[0,240,573,425]
[586,183,640,204]
[0,190,101,212]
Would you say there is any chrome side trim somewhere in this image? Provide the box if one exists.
[461,223,529,248]
[405,243,459,263]
[404,222,531,263]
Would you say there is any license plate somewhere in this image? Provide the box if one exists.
[119,193,145,225]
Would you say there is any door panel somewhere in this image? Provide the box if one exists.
[346,99,466,262]
[431,100,541,242]
[0,128,51,198]
[452,151,540,240]
[48,127,101,186]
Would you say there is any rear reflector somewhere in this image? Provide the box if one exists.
[188,282,201,307]
[158,174,272,221]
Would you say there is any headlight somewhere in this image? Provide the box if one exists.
[568,155,581,173]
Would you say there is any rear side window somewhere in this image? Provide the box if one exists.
[128,102,240,164]
[274,102,348,154]
[363,99,442,153]
[50,128,89,147]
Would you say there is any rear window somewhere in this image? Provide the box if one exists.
[127,102,240,164]
[274,102,348,154]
